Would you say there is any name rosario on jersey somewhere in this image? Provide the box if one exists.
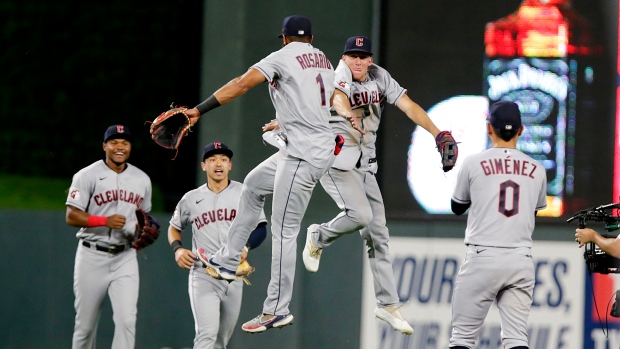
[480,157,538,178]
[194,208,237,229]
[349,90,385,108]
[295,52,331,70]
[93,189,144,207]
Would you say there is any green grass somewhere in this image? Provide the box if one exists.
[0,174,164,211]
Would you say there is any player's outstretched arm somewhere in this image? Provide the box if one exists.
[186,68,268,126]
[66,205,125,229]
[576,228,620,258]
[168,226,196,269]
[396,94,441,138]
[331,89,365,135]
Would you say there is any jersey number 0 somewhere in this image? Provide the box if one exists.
[499,180,520,217]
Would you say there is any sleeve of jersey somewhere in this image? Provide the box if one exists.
[374,65,406,105]
[536,170,548,211]
[65,171,92,210]
[333,60,352,97]
[141,177,153,213]
[451,159,471,204]
[251,51,283,83]
[169,197,189,231]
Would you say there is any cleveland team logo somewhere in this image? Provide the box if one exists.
[214,142,222,149]
[117,125,125,133]
[356,37,364,46]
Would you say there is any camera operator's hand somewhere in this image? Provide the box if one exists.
[576,228,620,258]
[575,228,597,248]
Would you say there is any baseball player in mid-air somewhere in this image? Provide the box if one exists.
[66,125,153,349]
[299,36,447,335]
[449,101,547,349]
[182,15,354,333]
[168,142,267,348]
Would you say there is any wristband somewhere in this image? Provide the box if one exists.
[87,215,108,227]
[171,240,183,253]
[243,245,250,253]
[195,95,221,115]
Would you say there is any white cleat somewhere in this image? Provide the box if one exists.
[374,304,414,335]
[302,224,322,272]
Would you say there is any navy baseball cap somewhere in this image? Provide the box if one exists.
[201,142,233,161]
[278,15,312,38]
[343,36,373,56]
[104,124,133,142]
[488,101,522,130]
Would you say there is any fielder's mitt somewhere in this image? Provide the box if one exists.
[132,208,161,250]
[148,103,192,159]
[203,259,256,286]
[435,131,458,172]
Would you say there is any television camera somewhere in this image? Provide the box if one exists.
[567,203,620,274]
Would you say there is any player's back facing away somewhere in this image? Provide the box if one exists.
[452,147,547,248]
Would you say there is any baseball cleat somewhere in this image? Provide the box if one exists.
[196,248,236,282]
[241,313,294,333]
[374,304,414,335]
[302,224,322,272]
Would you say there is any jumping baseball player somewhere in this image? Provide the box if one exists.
[300,36,447,335]
[449,101,547,349]
[65,125,153,349]
[168,142,267,348]
[182,15,350,333]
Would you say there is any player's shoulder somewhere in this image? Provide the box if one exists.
[74,160,106,176]
[368,63,395,83]
[125,163,151,180]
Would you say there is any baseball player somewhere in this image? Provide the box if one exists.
[449,101,547,349]
[300,36,446,335]
[168,142,267,348]
[65,125,153,349]
[183,15,351,333]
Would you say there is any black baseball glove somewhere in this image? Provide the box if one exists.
[435,131,458,172]
[133,208,160,250]
[147,103,192,159]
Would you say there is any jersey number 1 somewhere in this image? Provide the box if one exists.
[316,73,326,106]
[499,180,520,217]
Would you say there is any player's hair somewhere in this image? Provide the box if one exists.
[492,126,519,142]
[286,35,312,43]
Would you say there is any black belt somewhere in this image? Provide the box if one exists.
[82,240,129,254]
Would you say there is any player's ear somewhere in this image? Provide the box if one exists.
[309,35,314,44]
[228,161,233,170]
[517,125,524,136]
[200,161,207,172]
[486,123,493,136]
[368,57,373,64]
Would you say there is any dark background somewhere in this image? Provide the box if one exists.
[1,0,204,210]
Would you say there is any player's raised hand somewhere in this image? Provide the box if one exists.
[175,248,197,269]
[345,114,365,135]
[262,119,280,132]
[186,108,201,127]
[106,214,126,229]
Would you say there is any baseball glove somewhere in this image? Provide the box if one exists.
[132,208,161,250]
[148,103,192,159]
[203,259,256,285]
[435,131,458,172]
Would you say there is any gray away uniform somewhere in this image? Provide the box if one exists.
[210,41,336,316]
[66,160,152,349]
[310,60,406,307]
[170,181,266,349]
[450,148,547,349]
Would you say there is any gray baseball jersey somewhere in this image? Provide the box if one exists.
[67,160,152,245]
[170,181,267,261]
[170,180,266,348]
[330,61,406,171]
[67,159,152,349]
[252,41,335,168]
[452,147,547,248]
